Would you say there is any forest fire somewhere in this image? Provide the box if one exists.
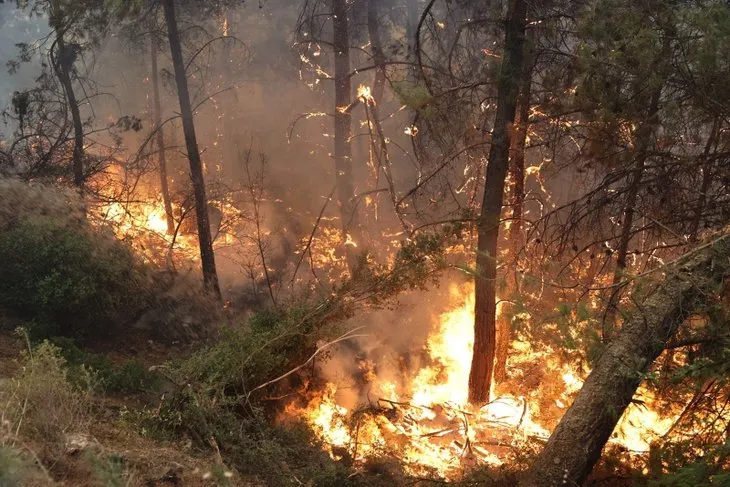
[287,283,687,479]
[2,0,730,483]
[93,195,198,260]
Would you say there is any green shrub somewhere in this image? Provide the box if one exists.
[0,446,37,487]
[0,216,148,338]
[0,338,95,461]
[131,300,359,485]
[649,442,730,487]
[50,337,160,394]
[88,452,132,487]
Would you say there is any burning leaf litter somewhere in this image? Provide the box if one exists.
[286,283,684,479]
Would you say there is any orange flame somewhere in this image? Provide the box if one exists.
[289,282,689,478]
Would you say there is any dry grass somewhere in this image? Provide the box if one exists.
[0,333,242,486]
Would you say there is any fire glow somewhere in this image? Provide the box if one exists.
[288,284,682,479]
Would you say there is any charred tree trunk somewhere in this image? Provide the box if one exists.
[522,234,730,487]
[507,45,532,255]
[367,0,386,106]
[150,35,175,235]
[163,0,221,298]
[333,0,360,270]
[494,34,534,385]
[468,0,527,405]
[50,3,84,189]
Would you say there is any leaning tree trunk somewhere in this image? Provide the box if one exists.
[522,234,730,487]
[150,35,175,235]
[50,3,84,189]
[162,0,221,298]
[468,0,528,405]
[333,0,360,271]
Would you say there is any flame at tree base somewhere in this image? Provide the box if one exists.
[286,283,684,479]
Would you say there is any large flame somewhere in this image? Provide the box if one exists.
[288,283,686,478]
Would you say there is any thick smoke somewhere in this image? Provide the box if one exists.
[0,0,467,383]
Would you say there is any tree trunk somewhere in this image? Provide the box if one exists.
[367,0,386,106]
[333,0,360,271]
[688,118,720,242]
[603,64,665,339]
[468,0,527,405]
[150,35,175,235]
[50,3,84,189]
[522,234,730,487]
[405,0,418,83]
[494,33,533,385]
[162,0,221,298]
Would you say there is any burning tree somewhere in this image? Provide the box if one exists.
[161,0,220,297]
[2,0,730,483]
[468,0,529,405]
[524,234,730,486]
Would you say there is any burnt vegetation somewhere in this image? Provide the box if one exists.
[0,0,729,485]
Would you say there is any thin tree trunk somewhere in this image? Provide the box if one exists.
[333,0,360,271]
[522,234,730,487]
[162,0,221,298]
[688,118,720,242]
[50,2,84,189]
[367,0,386,106]
[494,45,533,385]
[405,0,418,83]
[150,36,175,235]
[603,73,665,339]
[468,0,527,405]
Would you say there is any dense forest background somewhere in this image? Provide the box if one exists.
[0,0,729,485]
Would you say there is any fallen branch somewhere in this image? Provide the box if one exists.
[246,327,367,398]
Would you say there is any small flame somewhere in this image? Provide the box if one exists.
[344,233,358,248]
[357,84,373,103]
[222,16,229,36]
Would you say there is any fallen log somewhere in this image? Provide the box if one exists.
[522,234,730,486]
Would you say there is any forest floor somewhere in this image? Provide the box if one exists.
[0,329,248,487]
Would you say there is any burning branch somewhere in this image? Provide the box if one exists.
[290,185,337,288]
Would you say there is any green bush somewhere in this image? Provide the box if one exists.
[131,300,359,485]
[0,178,150,339]
[51,338,160,393]
[0,217,148,338]
[0,339,95,461]
[0,446,37,487]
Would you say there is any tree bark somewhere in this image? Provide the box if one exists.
[50,2,84,189]
[405,0,418,83]
[603,52,666,339]
[688,118,720,243]
[367,0,386,106]
[163,0,221,298]
[150,35,175,235]
[468,0,527,405]
[333,0,360,271]
[522,234,730,487]
[494,33,534,385]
